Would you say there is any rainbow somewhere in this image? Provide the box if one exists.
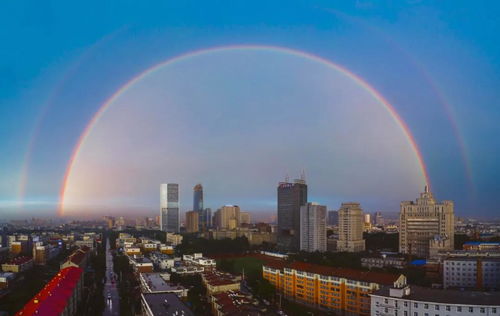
[58,45,431,215]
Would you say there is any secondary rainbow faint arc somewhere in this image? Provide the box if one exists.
[58,45,431,215]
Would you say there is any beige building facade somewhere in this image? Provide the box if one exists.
[337,202,365,252]
[399,186,454,258]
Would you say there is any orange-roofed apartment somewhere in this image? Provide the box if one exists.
[263,261,406,315]
[15,266,83,316]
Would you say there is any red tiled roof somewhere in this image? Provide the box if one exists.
[69,251,86,265]
[264,261,400,285]
[15,267,83,316]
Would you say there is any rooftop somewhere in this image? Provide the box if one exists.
[141,293,193,316]
[264,261,401,285]
[15,267,83,315]
[373,285,500,306]
[5,256,32,265]
[141,273,185,293]
[202,271,241,287]
[212,291,263,315]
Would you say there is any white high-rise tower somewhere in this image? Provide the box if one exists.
[160,183,180,233]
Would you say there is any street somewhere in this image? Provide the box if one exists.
[103,238,120,316]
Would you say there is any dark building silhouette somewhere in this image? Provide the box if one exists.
[193,184,204,230]
[277,176,307,252]
[328,210,339,226]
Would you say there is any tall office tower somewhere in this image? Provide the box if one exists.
[185,211,199,233]
[203,208,212,228]
[214,205,241,229]
[300,202,327,252]
[337,202,366,252]
[327,210,339,226]
[160,183,180,233]
[399,186,454,258]
[374,211,384,226]
[193,184,205,230]
[277,177,307,252]
[240,212,251,225]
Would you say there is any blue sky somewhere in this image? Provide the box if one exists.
[1,1,500,218]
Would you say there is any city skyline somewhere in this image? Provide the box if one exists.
[2,2,500,219]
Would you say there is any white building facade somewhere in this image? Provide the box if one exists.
[299,202,326,252]
[160,183,180,233]
[371,285,500,316]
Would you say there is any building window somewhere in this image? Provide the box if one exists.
[425,304,429,309]
[469,307,474,313]
[414,313,418,316]
[457,307,462,312]
[435,305,439,310]
[414,303,418,308]
[446,306,450,311]
[480,308,485,313]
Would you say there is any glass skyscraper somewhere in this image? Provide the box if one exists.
[277,177,307,252]
[160,183,179,233]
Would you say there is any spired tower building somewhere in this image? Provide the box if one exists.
[277,175,308,252]
[160,183,180,233]
[399,186,454,258]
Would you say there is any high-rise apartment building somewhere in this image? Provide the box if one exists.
[214,205,240,230]
[399,186,454,258]
[185,211,199,233]
[277,177,307,252]
[337,202,365,252]
[300,202,327,252]
[239,212,251,225]
[160,183,180,233]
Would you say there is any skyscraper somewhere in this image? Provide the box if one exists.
[277,177,307,252]
[193,184,205,230]
[399,186,454,258]
[160,183,180,233]
[337,202,366,252]
[185,210,199,233]
[300,202,327,252]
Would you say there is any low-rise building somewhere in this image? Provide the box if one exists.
[139,273,188,297]
[183,253,216,268]
[202,271,241,295]
[16,267,84,316]
[443,257,500,290]
[166,233,183,246]
[130,256,154,273]
[171,265,205,275]
[263,261,406,315]
[361,255,406,270]
[463,242,500,251]
[125,247,142,256]
[210,290,266,316]
[33,243,60,265]
[140,293,193,316]
[0,272,15,289]
[159,245,174,255]
[60,247,91,270]
[2,256,34,273]
[370,284,500,316]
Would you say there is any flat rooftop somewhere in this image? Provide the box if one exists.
[373,286,500,306]
[142,293,193,316]
[141,273,185,293]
